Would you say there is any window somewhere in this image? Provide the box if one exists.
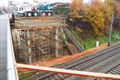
[19,7,23,11]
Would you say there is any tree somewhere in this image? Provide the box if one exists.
[70,0,87,19]
[85,1,105,36]
[115,0,120,16]
[103,0,114,28]
[113,0,120,30]
[69,0,114,37]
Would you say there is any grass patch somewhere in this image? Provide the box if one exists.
[71,29,120,50]
[83,36,108,49]
[111,31,120,44]
[112,31,120,41]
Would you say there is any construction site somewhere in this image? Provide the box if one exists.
[9,14,120,80]
[1,0,120,80]
[12,16,83,64]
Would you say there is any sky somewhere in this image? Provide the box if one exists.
[0,0,72,6]
[0,0,8,7]
[15,0,95,3]
[16,0,72,3]
[0,0,104,7]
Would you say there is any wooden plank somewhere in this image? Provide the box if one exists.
[15,26,66,31]
[17,63,120,80]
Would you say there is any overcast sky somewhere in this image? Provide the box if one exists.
[0,0,72,6]
[0,0,104,7]
[15,0,95,3]
[16,0,72,3]
[0,0,8,7]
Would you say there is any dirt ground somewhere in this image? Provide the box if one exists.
[33,43,108,67]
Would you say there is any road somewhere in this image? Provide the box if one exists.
[0,14,8,80]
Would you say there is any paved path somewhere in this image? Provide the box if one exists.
[0,14,8,80]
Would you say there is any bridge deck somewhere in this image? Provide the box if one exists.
[0,15,8,80]
[0,14,18,80]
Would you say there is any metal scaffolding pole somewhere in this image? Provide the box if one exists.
[55,29,59,57]
[27,30,32,64]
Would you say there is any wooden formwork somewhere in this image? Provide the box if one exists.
[12,16,80,64]
[12,25,66,64]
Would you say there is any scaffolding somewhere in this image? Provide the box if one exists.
[13,26,66,63]
[12,16,83,64]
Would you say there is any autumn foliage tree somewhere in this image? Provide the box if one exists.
[115,0,120,16]
[113,0,120,30]
[85,1,105,36]
[70,0,87,18]
[103,0,114,29]
[69,0,114,37]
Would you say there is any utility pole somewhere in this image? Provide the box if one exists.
[108,13,114,46]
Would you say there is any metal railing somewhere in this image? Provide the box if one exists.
[17,63,120,80]
[7,14,19,80]
[64,28,84,51]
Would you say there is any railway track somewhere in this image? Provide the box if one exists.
[68,49,120,80]
[21,42,120,80]
[107,64,120,75]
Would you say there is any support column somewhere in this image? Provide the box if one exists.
[55,29,59,57]
[48,30,50,54]
[63,17,66,25]
[12,29,18,53]
[16,30,21,49]
[27,30,32,64]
